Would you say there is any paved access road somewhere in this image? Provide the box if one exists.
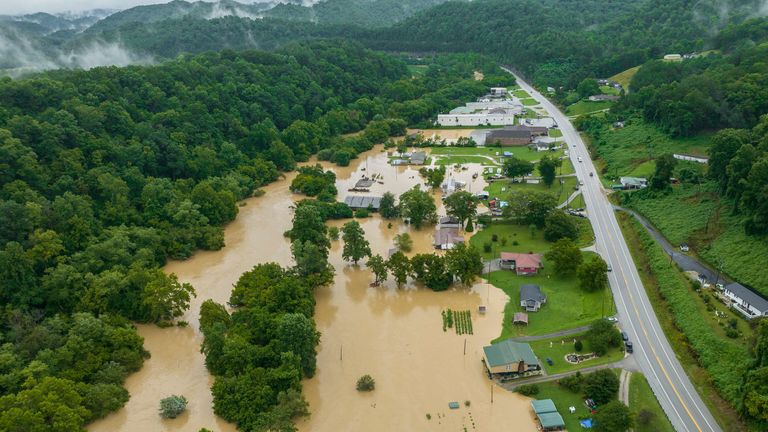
[504,68,721,432]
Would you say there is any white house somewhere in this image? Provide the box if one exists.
[490,87,507,96]
[437,112,515,127]
[673,153,709,164]
[723,283,768,319]
[664,54,683,62]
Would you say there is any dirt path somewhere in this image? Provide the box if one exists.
[619,369,632,405]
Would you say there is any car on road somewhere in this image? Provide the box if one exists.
[589,172,594,177]
[621,331,629,341]
[578,156,583,162]
[625,341,633,353]
[579,180,584,186]
[606,263,612,272]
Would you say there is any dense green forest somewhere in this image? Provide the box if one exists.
[0,39,509,429]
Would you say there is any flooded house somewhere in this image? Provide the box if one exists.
[434,227,464,250]
[482,339,540,379]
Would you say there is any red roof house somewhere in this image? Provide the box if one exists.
[500,252,543,276]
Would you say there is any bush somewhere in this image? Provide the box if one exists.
[559,372,584,393]
[584,370,619,405]
[328,226,340,240]
[637,409,655,425]
[477,214,492,226]
[501,237,508,246]
[355,208,370,218]
[516,384,540,396]
[492,234,498,242]
[483,242,492,253]
[357,374,375,391]
[159,395,188,419]
[574,339,583,352]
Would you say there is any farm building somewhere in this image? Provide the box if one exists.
[620,177,648,190]
[500,252,542,275]
[343,196,382,211]
[482,339,540,378]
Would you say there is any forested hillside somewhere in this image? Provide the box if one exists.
[0,40,508,429]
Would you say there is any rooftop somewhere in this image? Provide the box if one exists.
[531,399,557,414]
[482,339,539,368]
[538,411,565,429]
[726,283,768,312]
[520,284,546,302]
[500,252,542,268]
[343,195,382,210]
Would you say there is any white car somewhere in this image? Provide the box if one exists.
[577,156,583,163]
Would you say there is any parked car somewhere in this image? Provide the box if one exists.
[621,331,629,341]
[546,357,554,366]
[584,398,597,409]
[625,341,633,353]
[607,316,618,323]
[606,263,612,272]
[680,243,690,252]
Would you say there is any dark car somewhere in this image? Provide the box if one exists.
[621,331,629,341]
[546,357,554,366]
[625,341,633,353]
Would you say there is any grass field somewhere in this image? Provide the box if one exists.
[596,120,712,179]
[617,213,749,431]
[430,147,499,156]
[485,255,615,338]
[521,98,539,106]
[565,100,613,116]
[470,222,552,259]
[433,155,498,166]
[513,89,531,98]
[407,64,428,76]
[599,85,620,96]
[529,332,625,374]
[549,128,563,138]
[622,183,768,297]
[629,373,675,432]
[609,65,641,89]
[486,175,577,205]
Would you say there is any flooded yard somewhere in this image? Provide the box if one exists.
[89,146,536,432]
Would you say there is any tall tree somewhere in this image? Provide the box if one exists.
[545,238,583,275]
[366,254,388,285]
[593,400,633,432]
[399,186,437,229]
[444,191,479,229]
[379,192,398,219]
[141,270,196,323]
[543,211,579,242]
[445,243,483,286]
[649,153,677,190]
[276,313,320,378]
[585,369,620,405]
[577,256,609,292]
[386,251,411,288]
[341,221,371,264]
[503,157,534,180]
[537,154,561,187]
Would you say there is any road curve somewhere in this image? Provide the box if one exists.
[504,68,721,432]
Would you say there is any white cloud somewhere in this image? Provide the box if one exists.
[0,1,320,16]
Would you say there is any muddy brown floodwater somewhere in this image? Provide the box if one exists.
[89,146,536,432]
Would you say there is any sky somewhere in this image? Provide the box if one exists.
[0,0,279,15]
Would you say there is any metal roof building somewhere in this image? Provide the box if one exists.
[343,195,382,210]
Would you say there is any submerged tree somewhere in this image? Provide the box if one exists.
[159,395,188,419]
[367,254,388,285]
[342,220,371,264]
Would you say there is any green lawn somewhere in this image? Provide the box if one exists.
[521,98,539,106]
[533,380,594,432]
[548,128,563,138]
[470,222,552,260]
[485,255,615,338]
[596,120,712,180]
[560,158,575,175]
[484,147,563,162]
[433,155,498,166]
[407,64,428,76]
[485,175,577,206]
[565,100,613,116]
[599,85,620,96]
[430,147,500,156]
[609,66,640,89]
[513,89,531,98]
[529,332,625,374]
[629,373,675,432]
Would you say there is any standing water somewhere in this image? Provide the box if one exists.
[89,146,536,432]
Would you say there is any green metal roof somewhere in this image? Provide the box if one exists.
[482,339,539,367]
[538,412,565,428]
[531,399,557,414]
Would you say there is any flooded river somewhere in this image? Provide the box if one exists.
[89,146,536,432]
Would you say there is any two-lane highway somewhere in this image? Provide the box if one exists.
[505,68,721,432]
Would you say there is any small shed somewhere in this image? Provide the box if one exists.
[410,151,427,165]
[513,312,529,325]
[532,399,566,431]
[344,195,383,211]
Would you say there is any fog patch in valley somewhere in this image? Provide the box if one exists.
[0,31,152,78]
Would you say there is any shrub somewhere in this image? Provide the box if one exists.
[516,384,540,396]
[159,395,188,419]
[357,374,375,391]
[574,339,583,352]
[501,237,508,246]
[355,208,370,218]
[483,242,492,253]
[559,372,584,393]
[512,240,519,246]
[584,370,619,405]
[328,226,340,240]
[637,409,655,425]
[477,214,492,226]
[492,234,498,242]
